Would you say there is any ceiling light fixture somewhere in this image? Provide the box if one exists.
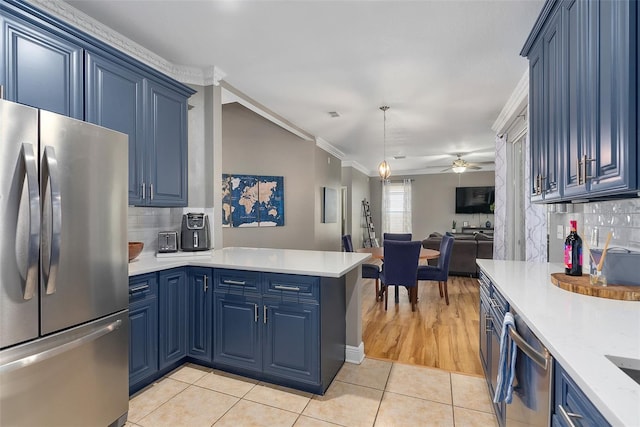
[452,165,467,174]
[378,106,391,180]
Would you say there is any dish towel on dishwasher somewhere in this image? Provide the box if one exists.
[493,312,517,404]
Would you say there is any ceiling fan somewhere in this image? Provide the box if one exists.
[441,154,492,173]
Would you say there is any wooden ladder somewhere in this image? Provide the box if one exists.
[362,199,379,247]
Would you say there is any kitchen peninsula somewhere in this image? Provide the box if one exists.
[128,247,370,395]
[477,259,640,427]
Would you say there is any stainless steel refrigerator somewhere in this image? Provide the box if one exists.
[0,98,129,426]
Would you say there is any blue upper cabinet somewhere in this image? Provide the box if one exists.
[145,80,188,206]
[526,5,563,202]
[522,0,638,202]
[584,0,637,196]
[1,13,83,118]
[2,0,195,207]
[85,50,145,205]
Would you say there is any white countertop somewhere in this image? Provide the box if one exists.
[129,247,371,278]
[477,260,640,427]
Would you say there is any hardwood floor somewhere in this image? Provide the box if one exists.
[362,274,483,376]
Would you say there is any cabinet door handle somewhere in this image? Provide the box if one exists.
[558,404,583,427]
[577,157,583,185]
[263,305,267,324]
[223,279,247,286]
[273,284,301,292]
[539,176,546,194]
[129,284,149,294]
[483,314,492,333]
[0,84,4,99]
[203,275,208,292]
[141,182,146,200]
[150,183,154,200]
[583,155,596,181]
[254,304,258,323]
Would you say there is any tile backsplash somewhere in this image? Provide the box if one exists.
[547,198,640,263]
[128,207,215,254]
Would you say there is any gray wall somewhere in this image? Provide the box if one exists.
[221,102,340,250]
[369,171,495,241]
[341,166,371,249]
[314,146,343,251]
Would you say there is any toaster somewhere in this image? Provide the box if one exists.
[157,231,178,253]
[181,213,210,251]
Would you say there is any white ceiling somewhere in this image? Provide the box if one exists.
[64,0,543,176]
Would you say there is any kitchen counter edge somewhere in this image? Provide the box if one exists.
[128,247,372,278]
[476,259,640,427]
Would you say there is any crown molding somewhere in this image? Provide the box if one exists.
[315,137,345,160]
[341,160,369,176]
[492,68,529,134]
[25,0,209,85]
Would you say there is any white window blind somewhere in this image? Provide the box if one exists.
[381,180,412,234]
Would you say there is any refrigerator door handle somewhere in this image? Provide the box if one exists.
[0,319,122,374]
[21,143,40,300]
[42,146,62,295]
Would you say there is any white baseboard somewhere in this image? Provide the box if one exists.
[345,342,365,364]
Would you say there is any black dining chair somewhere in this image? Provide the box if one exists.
[383,232,412,241]
[379,240,422,311]
[342,235,383,301]
[417,234,454,305]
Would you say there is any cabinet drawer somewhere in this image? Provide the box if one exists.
[491,287,509,317]
[479,270,491,292]
[554,361,610,427]
[214,269,261,293]
[129,273,158,302]
[263,273,319,302]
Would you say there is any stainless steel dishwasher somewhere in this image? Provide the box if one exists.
[505,308,554,427]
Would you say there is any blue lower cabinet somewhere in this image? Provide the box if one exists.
[158,268,187,370]
[554,361,610,427]
[263,299,319,384]
[213,292,262,373]
[128,274,158,393]
[187,267,213,362]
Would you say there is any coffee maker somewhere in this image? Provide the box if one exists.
[181,213,210,251]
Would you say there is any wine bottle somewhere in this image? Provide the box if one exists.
[564,220,583,276]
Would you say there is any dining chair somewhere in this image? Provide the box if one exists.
[342,235,383,301]
[379,240,422,311]
[417,234,454,305]
[383,233,412,241]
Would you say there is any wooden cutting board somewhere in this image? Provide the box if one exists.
[550,273,640,301]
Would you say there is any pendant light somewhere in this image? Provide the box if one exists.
[378,106,391,180]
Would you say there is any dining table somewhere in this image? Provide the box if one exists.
[356,247,440,303]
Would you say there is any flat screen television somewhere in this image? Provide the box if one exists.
[455,186,495,214]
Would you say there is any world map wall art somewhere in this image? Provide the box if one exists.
[222,174,285,227]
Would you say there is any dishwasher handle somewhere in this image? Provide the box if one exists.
[508,324,551,370]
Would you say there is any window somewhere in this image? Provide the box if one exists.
[381,180,412,234]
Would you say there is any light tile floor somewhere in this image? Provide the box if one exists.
[126,358,498,427]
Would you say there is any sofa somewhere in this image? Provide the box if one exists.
[421,232,494,277]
